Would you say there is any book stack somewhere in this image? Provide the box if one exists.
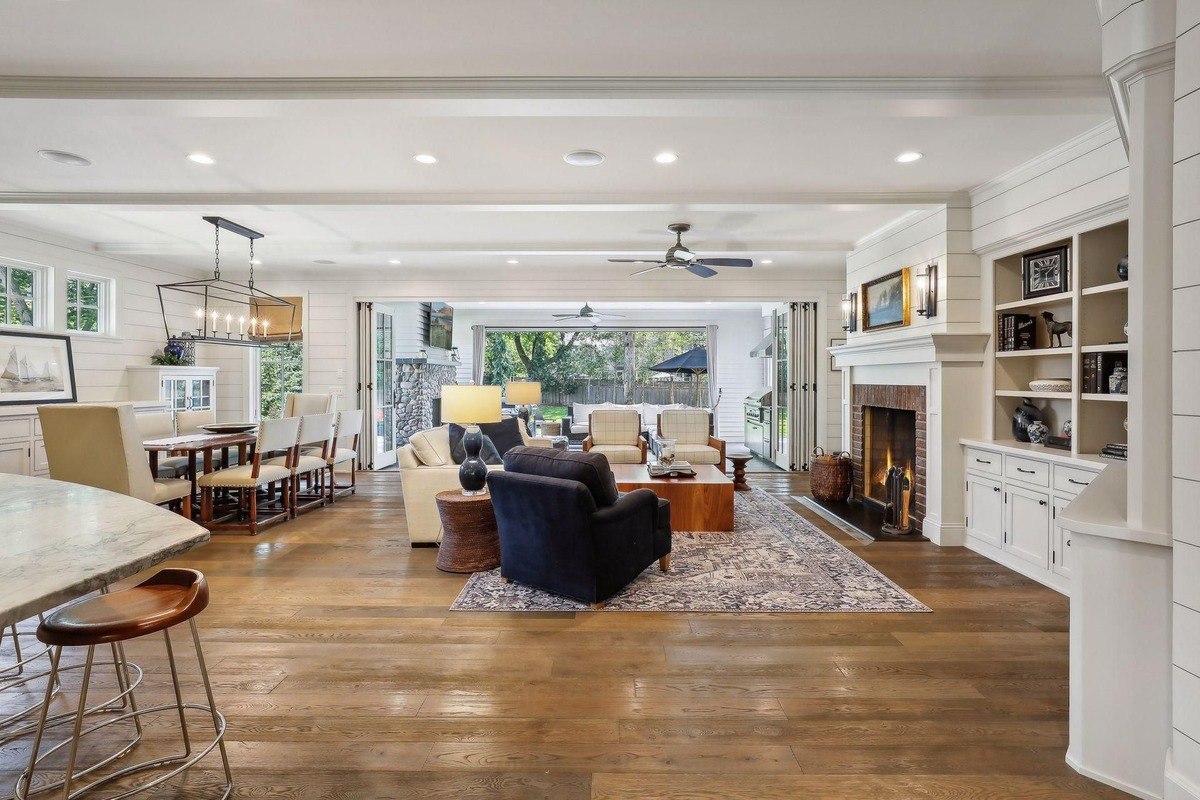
[1082,353,1128,394]
[648,461,696,478]
[1100,443,1128,461]
[997,313,1036,351]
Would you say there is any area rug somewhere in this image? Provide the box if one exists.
[450,488,930,613]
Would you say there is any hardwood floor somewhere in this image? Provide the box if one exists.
[0,471,1129,799]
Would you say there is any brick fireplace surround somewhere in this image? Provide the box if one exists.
[851,384,927,530]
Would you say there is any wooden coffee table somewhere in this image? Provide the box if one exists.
[609,464,735,532]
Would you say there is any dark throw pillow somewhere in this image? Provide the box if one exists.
[448,423,503,465]
[476,416,526,456]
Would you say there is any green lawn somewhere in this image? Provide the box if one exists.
[539,405,567,421]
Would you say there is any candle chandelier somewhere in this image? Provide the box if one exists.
[157,217,297,348]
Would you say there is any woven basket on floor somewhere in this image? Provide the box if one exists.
[810,447,852,502]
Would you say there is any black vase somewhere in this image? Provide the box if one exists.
[1117,255,1129,281]
[1012,399,1043,443]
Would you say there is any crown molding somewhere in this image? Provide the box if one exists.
[0,74,1109,100]
[968,119,1122,204]
[973,197,1129,257]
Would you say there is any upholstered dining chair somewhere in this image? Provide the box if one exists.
[324,408,363,501]
[175,408,216,435]
[264,412,336,516]
[283,393,336,417]
[38,404,193,517]
[134,410,190,479]
[658,409,726,471]
[196,416,300,534]
[582,409,647,464]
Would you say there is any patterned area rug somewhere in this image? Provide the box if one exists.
[450,488,930,613]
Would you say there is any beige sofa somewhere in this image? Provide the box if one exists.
[397,424,553,545]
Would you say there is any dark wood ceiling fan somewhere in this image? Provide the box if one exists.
[609,223,754,278]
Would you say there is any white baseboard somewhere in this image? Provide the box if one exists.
[1166,747,1200,800]
[922,519,966,546]
[1066,753,1162,800]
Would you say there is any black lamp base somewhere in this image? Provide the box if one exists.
[458,425,488,495]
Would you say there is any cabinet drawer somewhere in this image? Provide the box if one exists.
[1005,455,1049,487]
[0,417,32,441]
[965,448,1002,476]
[1054,465,1098,495]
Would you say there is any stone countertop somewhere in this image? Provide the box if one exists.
[0,473,210,628]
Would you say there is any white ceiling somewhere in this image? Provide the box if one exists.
[0,0,1111,278]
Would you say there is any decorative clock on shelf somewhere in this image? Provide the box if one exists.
[1021,245,1070,299]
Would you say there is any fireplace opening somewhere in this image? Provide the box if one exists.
[863,406,917,531]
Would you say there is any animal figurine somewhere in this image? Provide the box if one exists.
[1041,311,1072,348]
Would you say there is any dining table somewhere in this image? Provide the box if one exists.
[143,431,257,497]
[0,473,210,629]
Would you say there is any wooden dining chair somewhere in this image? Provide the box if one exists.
[196,417,299,535]
[37,404,193,517]
[264,412,336,517]
[326,409,364,502]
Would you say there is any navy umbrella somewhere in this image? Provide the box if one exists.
[649,347,708,405]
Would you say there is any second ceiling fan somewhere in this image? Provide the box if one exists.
[609,223,754,278]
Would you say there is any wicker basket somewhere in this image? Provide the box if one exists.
[810,447,852,502]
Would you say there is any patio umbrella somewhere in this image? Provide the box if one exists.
[649,347,708,406]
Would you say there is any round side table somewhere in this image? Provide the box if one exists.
[434,490,501,573]
[727,450,753,492]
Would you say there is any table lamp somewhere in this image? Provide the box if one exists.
[505,380,542,435]
[440,384,502,495]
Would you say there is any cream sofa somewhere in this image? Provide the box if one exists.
[397,424,553,545]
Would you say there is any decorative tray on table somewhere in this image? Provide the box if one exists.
[198,422,258,434]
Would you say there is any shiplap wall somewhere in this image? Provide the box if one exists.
[376,301,453,362]
[0,223,205,403]
[1173,0,1200,791]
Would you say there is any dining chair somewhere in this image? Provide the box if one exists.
[175,409,231,469]
[134,411,190,479]
[37,404,193,517]
[196,417,299,534]
[264,412,336,517]
[325,408,364,502]
[283,393,336,417]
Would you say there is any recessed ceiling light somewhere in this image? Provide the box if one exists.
[762,259,773,264]
[563,150,605,167]
[654,152,679,164]
[313,259,336,265]
[413,154,438,165]
[187,152,216,165]
[506,259,520,264]
[387,259,402,265]
[38,149,91,167]
[895,151,923,163]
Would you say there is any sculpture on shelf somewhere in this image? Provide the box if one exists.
[1117,255,1129,281]
[1062,420,1073,439]
[1027,420,1050,445]
[1012,398,1043,443]
[1041,311,1072,348]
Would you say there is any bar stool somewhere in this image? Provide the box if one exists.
[15,569,232,800]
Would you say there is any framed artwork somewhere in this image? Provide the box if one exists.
[1022,245,1070,299]
[829,337,846,372]
[0,330,77,406]
[861,268,911,332]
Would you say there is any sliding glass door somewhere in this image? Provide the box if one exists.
[373,307,397,469]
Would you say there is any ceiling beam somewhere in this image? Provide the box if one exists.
[92,241,857,256]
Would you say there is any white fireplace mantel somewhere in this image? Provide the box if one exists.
[830,333,990,368]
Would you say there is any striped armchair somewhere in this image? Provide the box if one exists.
[582,409,647,464]
[657,409,725,471]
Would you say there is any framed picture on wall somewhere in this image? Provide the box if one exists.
[861,268,911,332]
[0,330,77,406]
[1021,245,1070,299]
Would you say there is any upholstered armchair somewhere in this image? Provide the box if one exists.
[657,409,725,471]
[582,409,647,464]
[487,447,671,608]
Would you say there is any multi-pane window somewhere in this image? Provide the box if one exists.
[66,274,107,334]
[258,343,304,419]
[0,265,39,327]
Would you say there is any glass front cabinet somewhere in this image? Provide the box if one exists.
[127,366,219,413]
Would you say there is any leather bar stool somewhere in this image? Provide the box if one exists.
[15,569,232,800]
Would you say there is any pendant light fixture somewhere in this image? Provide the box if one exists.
[156,217,298,348]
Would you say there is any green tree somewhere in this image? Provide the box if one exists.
[259,343,304,419]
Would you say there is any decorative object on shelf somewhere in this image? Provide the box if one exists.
[1028,378,1071,393]
[861,268,910,332]
[998,313,1036,351]
[1123,321,1129,339]
[1124,417,1129,431]
[1100,443,1128,461]
[841,292,857,332]
[1045,435,1071,451]
[1108,364,1128,394]
[1040,311,1072,347]
[1117,254,1129,281]
[914,261,938,318]
[1062,419,1073,439]
[809,447,852,503]
[1011,398,1044,443]
[658,438,677,466]
[166,337,195,366]
[0,330,77,406]
[1021,244,1070,299]
[149,350,186,366]
[1027,420,1050,445]
[157,216,298,349]
[441,384,503,495]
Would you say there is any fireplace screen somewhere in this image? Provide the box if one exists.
[863,406,917,528]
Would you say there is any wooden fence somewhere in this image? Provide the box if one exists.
[542,379,709,407]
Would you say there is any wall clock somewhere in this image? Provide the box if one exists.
[1021,245,1070,299]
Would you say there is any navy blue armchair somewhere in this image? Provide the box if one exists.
[486,447,671,607]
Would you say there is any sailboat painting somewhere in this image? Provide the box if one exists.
[0,331,76,406]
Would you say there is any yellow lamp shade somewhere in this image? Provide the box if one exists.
[440,385,502,425]
[505,380,542,405]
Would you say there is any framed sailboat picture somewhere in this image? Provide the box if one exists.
[0,331,77,406]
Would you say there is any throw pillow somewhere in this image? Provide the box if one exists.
[476,416,525,456]
[448,423,502,465]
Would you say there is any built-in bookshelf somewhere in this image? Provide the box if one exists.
[989,219,1129,460]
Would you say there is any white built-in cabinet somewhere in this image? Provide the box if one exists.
[126,366,218,413]
[0,402,170,479]
[962,440,1101,594]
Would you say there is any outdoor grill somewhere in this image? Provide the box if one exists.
[744,388,772,459]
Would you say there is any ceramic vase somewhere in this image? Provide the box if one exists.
[1012,398,1043,443]
[1027,420,1050,445]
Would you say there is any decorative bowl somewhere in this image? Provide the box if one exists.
[198,422,258,434]
[1029,378,1071,393]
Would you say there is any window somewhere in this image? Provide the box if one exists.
[66,274,109,334]
[256,342,304,419]
[0,264,40,328]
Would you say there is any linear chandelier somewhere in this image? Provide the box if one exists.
[157,216,297,348]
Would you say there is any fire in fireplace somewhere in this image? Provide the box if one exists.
[863,406,917,534]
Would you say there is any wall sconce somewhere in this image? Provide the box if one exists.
[418,348,429,360]
[915,262,938,318]
[450,346,461,363]
[841,292,858,332]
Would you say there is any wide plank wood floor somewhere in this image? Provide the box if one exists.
[0,472,1130,799]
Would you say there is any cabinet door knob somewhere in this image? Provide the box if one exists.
[1039,499,1047,506]
[993,486,1000,492]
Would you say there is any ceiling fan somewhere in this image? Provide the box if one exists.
[551,302,627,322]
[609,223,754,278]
